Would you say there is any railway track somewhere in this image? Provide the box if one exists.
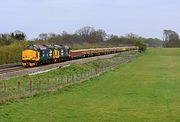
[0,62,21,69]
[0,53,122,80]
[0,63,24,75]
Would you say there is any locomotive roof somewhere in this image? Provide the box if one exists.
[26,45,48,50]
[26,44,69,50]
[53,44,69,49]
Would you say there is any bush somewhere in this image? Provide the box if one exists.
[0,42,29,64]
[135,40,147,52]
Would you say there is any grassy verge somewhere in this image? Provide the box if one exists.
[0,51,138,103]
[1,48,180,121]
[0,42,29,64]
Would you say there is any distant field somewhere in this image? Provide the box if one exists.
[1,48,180,122]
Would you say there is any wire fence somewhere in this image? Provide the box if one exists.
[0,51,138,104]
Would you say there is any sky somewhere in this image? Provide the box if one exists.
[0,0,180,39]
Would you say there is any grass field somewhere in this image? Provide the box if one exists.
[1,48,180,122]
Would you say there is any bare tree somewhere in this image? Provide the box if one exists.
[75,26,95,36]
[39,33,48,40]
[48,33,57,38]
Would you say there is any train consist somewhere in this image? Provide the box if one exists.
[22,45,138,67]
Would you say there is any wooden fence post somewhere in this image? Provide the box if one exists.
[67,75,69,83]
[71,74,74,82]
[18,81,20,91]
[3,82,6,91]
[29,80,32,93]
[88,71,90,78]
[48,79,50,86]
[81,72,84,81]
[38,79,41,90]
[96,68,98,74]
[58,77,61,85]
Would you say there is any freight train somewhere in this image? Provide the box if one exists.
[22,44,138,67]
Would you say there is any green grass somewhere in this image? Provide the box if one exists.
[0,53,131,103]
[0,54,118,85]
[1,48,180,122]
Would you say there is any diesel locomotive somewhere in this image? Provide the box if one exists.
[22,44,138,67]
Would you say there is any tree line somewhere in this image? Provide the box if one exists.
[0,26,163,48]
[35,26,163,48]
[0,30,26,45]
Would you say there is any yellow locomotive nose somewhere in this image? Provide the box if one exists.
[22,50,39,67]
[22,50,37,60]
[22,56,35,60]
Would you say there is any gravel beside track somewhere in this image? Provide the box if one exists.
[0,66,24,75]
[0,53,122,81]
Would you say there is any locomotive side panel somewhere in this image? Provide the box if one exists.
[39,48,54,64]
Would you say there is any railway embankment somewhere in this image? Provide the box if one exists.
[0,51,139,104]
